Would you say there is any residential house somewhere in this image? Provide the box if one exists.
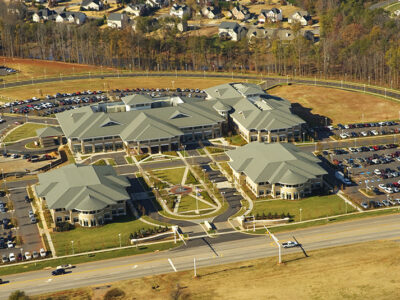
[170,4,191,19]
[35,164,130,227]
[107,13,129,29]
[258,7,282,23]
[288,10,311,26]
[146,0,163,9]
[124,4,147,16]
[32,8,56,22]
[81,0,104,11]
[201,6,218,19]
[218,22,247,41]
[227,143,326,199]
[56,12,87,25]
[231,4,250,21]
[247,27,267,40]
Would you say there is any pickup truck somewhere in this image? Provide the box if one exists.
[282,241,299,248]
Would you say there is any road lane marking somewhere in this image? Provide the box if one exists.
[168,258,177,272]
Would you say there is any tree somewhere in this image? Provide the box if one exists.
[8,290,30,300]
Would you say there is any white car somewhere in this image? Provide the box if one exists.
[9,253,15,262]
[282,241,299,248]
[349,147,357,152]
[371,130,379,136]
[57,264,73,269]
[40,248,46,258]
[374,169,382,175]
[360,131,367,136]
[378,184,385,189]
[385,187,394,194]
[340,133,348,139]
[25,251,31,260]
[7,241,14,248]
[344,124,350,129]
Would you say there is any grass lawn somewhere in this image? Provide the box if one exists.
[92,159,107,166]
[206,147,225,154]
[197,148,206,155]
[385,2,400,12]
[185,170,198,185]
[153,167,186,185]
[225,135,247,146]
[268,85,400,124]
[162,151,178,157]
[36,240,400,300]
[125,156,134,164]
[107,158,116,166]
[178,195,212,212]
[3,123,49,143]
[252,195,355,222]
[25,141,42,149]
[51,215,155,256]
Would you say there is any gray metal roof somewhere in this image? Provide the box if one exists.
[227,143,327,185]
[36,126,63,138]
[204,83,305,131]
[56,99,224,142]
[35,164,130,211]
[122,94,153,106]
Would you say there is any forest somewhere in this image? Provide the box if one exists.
[0,0,399,88]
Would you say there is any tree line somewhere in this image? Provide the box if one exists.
[0,0,399,88]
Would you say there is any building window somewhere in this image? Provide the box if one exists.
[56,217,62,222]
[73,217,79,223]
[64,216,70,221]
[112,210,117,215]
[83,220,88,227]
[90,220,96,226]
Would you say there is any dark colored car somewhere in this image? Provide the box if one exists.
[52,268,66,276]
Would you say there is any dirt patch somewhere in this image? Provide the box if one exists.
[0,56,114,83]
[269,84,400,124]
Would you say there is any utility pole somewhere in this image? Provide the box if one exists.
[193,257,197,278]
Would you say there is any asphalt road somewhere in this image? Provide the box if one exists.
[0,213,399,297]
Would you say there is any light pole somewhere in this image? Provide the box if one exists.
[118,233,121,248]
[252,215,255,232]
[299,208,302,222]
[71,240,74,255]
[20,248,23,260]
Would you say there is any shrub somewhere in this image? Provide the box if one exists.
[103,288,125,300]
[54,222,75,232]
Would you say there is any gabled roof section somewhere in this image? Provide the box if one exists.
[170,110,190,119]
[227,143,327,185]
[35,164,130,211]
[36,126,63,138]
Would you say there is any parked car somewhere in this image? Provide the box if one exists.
[9,253,15,262]
[24,251,31,260]
[361,202,368,209]
[32,251,39,259]
[40,248,46,258]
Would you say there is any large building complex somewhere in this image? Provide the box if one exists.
[35,164,130,227]
[56,83,305,154]
[227,142,327,199]
[204,83,306,143]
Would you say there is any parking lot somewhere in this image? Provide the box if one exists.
[323,143,400,208]
[0,185,43,263]
[2,88,206,117]
[317,121,400,140]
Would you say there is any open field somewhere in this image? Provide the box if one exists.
[0,57,113,83]
[269,84,400,124]
[0,77,236,100]
[33,240,400,300]
[51,215,154,256]
[385,1,400,13]
[252,195,355,222]
[3,123,49,143]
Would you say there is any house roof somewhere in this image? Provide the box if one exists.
[108,13,126,21]
[122,94,153,106]
[81,0,101,6]
[219,21,240,30]
[36,126,63,138]
[227,143,327,185]
[35,164,130,211]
